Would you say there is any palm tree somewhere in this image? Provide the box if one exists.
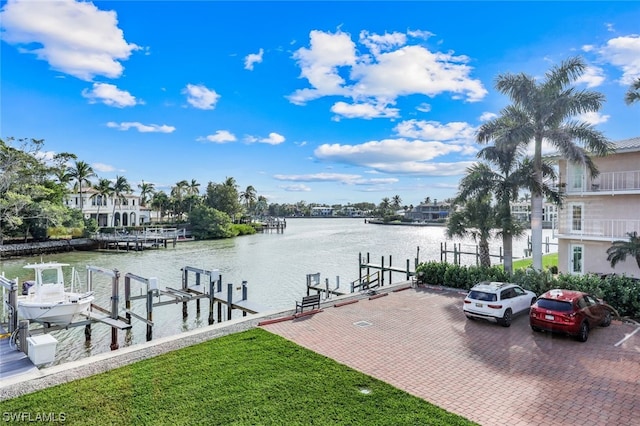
[92,178,113,227]
[392,195,402,210]
[110,175,131,227]
[67,160,96,210]
[606,232,640,270]
[138,181,155,207]
[478,56,611,270]
[625,78,640,105]
[446,194,497,267]
[240,185,257,213]
[379,197,391,217]
[188,179,200,195]
[151,191,169,222]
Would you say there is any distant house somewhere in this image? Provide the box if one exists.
[405,201,451,222]
[554,136,640,278]
[511,200,558,228]
[311,206,333,217]
[64,188,152,227]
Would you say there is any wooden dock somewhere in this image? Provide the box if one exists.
[0,330,38,382]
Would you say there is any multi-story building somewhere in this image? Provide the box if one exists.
[511,200,558,228]
[405,201,451,222]
[554,136,640,278]
[64,188,152,227]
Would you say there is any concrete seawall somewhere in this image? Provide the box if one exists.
[0,238,98,258]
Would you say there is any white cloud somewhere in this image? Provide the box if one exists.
[0,0,139,81]
[244,48,264,70]
[393,120,476,141]
[273,172,399,186]
[280,184,311,192]
[479,112,497,122]
[82,82,139,107]
[575,66,605,88]
[246,132,286,145]
[330,101,399,119]
[416,103,431,113]
[92,162,115,172]
[183,84,220,109]
[597,35,640,84]
[576,112,610,126]
[198,130,237,143]
[106,121,175,133]
[288,29,487,119]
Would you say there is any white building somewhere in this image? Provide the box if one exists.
[64,188,152,227]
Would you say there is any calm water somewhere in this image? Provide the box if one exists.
[0,218,556,365]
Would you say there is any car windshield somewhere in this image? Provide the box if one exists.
[468,291,497,302]
[537,298,573,312]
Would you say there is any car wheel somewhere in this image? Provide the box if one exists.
[576,321,589,342]
[601,310,612,327]
[499,308,512,327]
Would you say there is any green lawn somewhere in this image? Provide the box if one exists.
[513,252,558,271]
[0,328,476,425]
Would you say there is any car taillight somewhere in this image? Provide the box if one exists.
[487,304,502,309]
[561,312,576,322]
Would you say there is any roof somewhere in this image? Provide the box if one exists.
[611,136,640,153]
[471,281,514,292]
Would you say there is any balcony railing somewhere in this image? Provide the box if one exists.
[565,170,640,194]
[555,219,640,241]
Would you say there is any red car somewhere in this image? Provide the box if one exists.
[529,289,612,342]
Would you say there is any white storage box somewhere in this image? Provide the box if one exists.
[27,334,58,366]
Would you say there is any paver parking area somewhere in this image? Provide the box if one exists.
[262,286,640,426]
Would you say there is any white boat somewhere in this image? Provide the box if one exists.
[17,262,94,326]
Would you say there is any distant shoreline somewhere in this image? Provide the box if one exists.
[365,219,445,227]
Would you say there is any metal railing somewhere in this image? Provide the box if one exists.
[555,219,640,240]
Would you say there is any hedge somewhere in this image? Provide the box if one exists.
[415,261,640,319]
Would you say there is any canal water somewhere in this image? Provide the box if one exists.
[0,218,556,365]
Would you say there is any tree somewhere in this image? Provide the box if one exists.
[92,178,113,226]
[625,77,640,105]
[446,194,497,267]
[110,175,131,227]
[479,56,611,270]
[138,180,155,207]
[240,185,257,214]
[188,179,200,195]
[607,232,640,270]
[151,191,170,222]
[205,179,242,219]
[392,195,402,210]
[189,205,235,239]
[67,160,96,210]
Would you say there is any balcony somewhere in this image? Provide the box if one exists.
[564,170,640,195]
[554,218,640,241]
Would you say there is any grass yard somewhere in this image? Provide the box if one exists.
[512,252,558,271]
[0,328,476,425]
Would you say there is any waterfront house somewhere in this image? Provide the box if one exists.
[405,201,451,222]
[554,136,640,278]
[64,188,152,227]
[511,200,558,228]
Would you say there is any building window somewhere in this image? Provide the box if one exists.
[569,163,585,191]
[570,203,583,233]
[570,244,584,275]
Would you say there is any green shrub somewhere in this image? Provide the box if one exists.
[231,224,257,236]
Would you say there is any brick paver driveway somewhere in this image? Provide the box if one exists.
[262,285,640,426]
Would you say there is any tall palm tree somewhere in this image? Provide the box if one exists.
[138,180,155,207]
[379,197,391,217]
[446,194,496,267]
[478,56,611,270]
[92,178,113,227]
[240,185,257,214]
[392,195,402,210]
[151,191,169,222]
[110,175,131,227]
[606,232,640,270]
[625,78,640,105]
[67,160,96,210]
[188,179,200,195]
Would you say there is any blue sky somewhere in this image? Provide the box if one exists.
[1,1,639,207]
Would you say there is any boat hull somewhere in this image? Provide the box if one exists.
[17,295,94,326]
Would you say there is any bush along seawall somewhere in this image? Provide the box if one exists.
[415,261,640,321]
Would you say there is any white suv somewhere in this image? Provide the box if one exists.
[463,282,537,327]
